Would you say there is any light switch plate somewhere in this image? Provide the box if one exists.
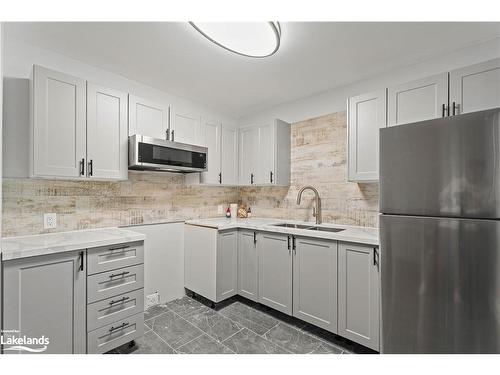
[44,213,57,229]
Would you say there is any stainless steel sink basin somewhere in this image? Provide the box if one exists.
[272,223,314,229]
[271,223,345,233]
[306,226,345,233]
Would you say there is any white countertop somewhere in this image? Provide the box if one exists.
[185,218,379,246]
[1,227,146,261]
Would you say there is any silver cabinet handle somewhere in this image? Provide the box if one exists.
[109,297,130,306]
[109,271,130,278]
[109,322,129,333]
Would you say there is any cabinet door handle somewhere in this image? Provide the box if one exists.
[441,103,449,117]
[109,296,130,306]
[166,129,170,140]
[287,236,290,250]
[109,271,130,278]
[270,171,273,183]
[171,130,175,142]
[250,173,254,184]
[109,322,129,333]
[292,236,296,251]
[80,158,85,176]
[218,172,222,184]
[452,101,459,116]
[88,159,93,177]
[79,251,84,272]
[253,232,257,244]
[373,248,379,269]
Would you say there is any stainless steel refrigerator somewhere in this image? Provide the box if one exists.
[380,108,500,353]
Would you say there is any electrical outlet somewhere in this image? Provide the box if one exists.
[217,205,223,215]
[145,292,159,309]
[43,213,57,229]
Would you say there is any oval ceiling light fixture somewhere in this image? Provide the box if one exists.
[189,22,281,58]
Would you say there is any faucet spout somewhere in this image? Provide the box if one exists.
[296,186,322,225]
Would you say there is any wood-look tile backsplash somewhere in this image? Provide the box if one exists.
[239,111,380,227]
[2,111,379,237]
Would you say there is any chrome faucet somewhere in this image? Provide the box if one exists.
[296,186,322,225]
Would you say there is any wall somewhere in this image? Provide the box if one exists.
[239,111,380,228]
[2,37,237,178]
[239,37,500,125]
[2,171,238,237]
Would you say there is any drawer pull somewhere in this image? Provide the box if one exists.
[109,271,130,279]
[109,245,131,251]
[109,322,129,333]
[109,297,130,306]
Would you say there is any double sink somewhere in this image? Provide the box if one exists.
[272,223,345,233]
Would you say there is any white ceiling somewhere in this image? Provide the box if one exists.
[5,22,500,118]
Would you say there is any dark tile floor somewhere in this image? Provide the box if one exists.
[111,294,377,354]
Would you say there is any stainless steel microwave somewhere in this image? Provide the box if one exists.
[128,134,207,173]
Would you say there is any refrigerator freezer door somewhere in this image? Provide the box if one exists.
[380,108,500,218]
[380,214,500,353]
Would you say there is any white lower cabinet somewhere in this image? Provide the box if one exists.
[257,232,293,315]
[338,242,380,351]
[2,251,87,354]
[184,225,380,350]
[238,230,259,302]
[184,225,237,303]
[292,236,338,333]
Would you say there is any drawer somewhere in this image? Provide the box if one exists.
[87,241,144,275]
[87,264,144,303]
[87,289,144,331]
[87,312,144,354]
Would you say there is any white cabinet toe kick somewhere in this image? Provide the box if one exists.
[184,224,380,352]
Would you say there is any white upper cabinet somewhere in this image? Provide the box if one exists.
[255,124,274,185]
[239,126,259,185]
[239,119,291,186]
[31,65,129,180]
[388,72,449,126]
[201,119,222,184]
[31,65,87,178]
[170,107,203,145]
[348,90,387,182]
[128,95,168,139]
[450,58,500,115]
[221,126,239,185]
[86,84,128,180]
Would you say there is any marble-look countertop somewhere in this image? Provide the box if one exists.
[185,217,379,246]
[1,227,146,261]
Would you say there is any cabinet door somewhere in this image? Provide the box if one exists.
[128,95,168,139]
[238,230,258,302]
[216,230,238,302]
[450,58,500,115]
[293,237,337,333]
[86,84,128,180]
[388,73,448,126]
[3,251,87,354]
[338,242,380,351]
[239,127,258,185]
[221,125,239,185]
[32,65,86,178]
[256,123,275,184]
[170,107,202,145]
[201,120,221,184]
[348,90,387,181]
[258,232,293,315]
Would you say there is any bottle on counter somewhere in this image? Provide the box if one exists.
[247,206,252,218]
[226,206,231,218]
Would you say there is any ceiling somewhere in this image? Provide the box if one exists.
[5,22,500,118]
